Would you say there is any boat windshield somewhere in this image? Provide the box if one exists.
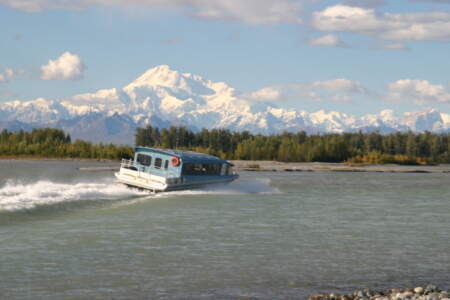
[137,154,152,166]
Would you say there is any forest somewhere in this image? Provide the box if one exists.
[3,126,450,165]
[0,128,133,160]
[136,125,450,165]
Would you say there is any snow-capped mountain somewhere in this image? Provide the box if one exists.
[2,65,450,144]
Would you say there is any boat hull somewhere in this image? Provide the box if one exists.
[163,176,238,192]
[115,170,167,192]
[115,170,239,192]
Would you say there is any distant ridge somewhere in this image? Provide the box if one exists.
[1,65,450,144]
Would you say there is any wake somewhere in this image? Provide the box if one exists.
[0,177,279,212]
[152,177,281,198]
[0,179,148,212]
[193,177,280,194]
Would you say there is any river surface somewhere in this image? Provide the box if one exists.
[0,160,449,299]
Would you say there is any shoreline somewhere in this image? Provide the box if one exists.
[229,160,450,174]
[309,284,449,300]
[2,157,450,173]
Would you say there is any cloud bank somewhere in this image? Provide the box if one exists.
[0,0,303,24]
[387,79,450,105]
[246,78,450,106]
[246,79,368,103]
[312,4,450,46]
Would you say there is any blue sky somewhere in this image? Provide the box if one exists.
[1,0,450,116]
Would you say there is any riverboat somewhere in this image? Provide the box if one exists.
[115,147,239,192]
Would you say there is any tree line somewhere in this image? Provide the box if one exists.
[0,128,133,160]
[3,126,450,164]
[136,125,450,165]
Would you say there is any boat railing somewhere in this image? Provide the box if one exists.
[120,158,135,169]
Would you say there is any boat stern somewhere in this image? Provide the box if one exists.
[115,161,169,192]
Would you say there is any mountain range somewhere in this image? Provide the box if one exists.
[1,65,450,145]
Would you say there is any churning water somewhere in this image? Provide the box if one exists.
[0,160,449,299]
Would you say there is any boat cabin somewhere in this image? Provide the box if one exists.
[116,147,238,191]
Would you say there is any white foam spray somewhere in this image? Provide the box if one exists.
[0,179,148,212]
[0,177,279,212]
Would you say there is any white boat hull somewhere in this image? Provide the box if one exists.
[115,168,238,192]
[115,168,168,192]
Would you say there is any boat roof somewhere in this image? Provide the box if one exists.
[135,146,230,164]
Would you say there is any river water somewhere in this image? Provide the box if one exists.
[0,160,449,299]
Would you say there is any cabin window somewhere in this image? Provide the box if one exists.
[154,158,163,169]
[207,164,222,175]
[182,163,222,176]
[227,166,233,176]
[164,160,169,169]
[137,154,152,166]
[221,164,227,175]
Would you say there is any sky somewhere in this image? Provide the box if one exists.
[1,0,450,116]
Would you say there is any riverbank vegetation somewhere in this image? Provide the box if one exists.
[136,126,450,165]
[3,127,450,165]
[0,128,133,160]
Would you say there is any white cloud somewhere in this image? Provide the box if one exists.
[0,0,303,24]
[245,78,368,103]
[387,79,450,104]
[313,5,379,32]
[72,88,120,104]
[312,5,450,43]
[40,52,85,81]
[69,88,124,110]
[308,34,348,47]
[246,87,283,101]
[311,79,368,94]
[0,68,16,83]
